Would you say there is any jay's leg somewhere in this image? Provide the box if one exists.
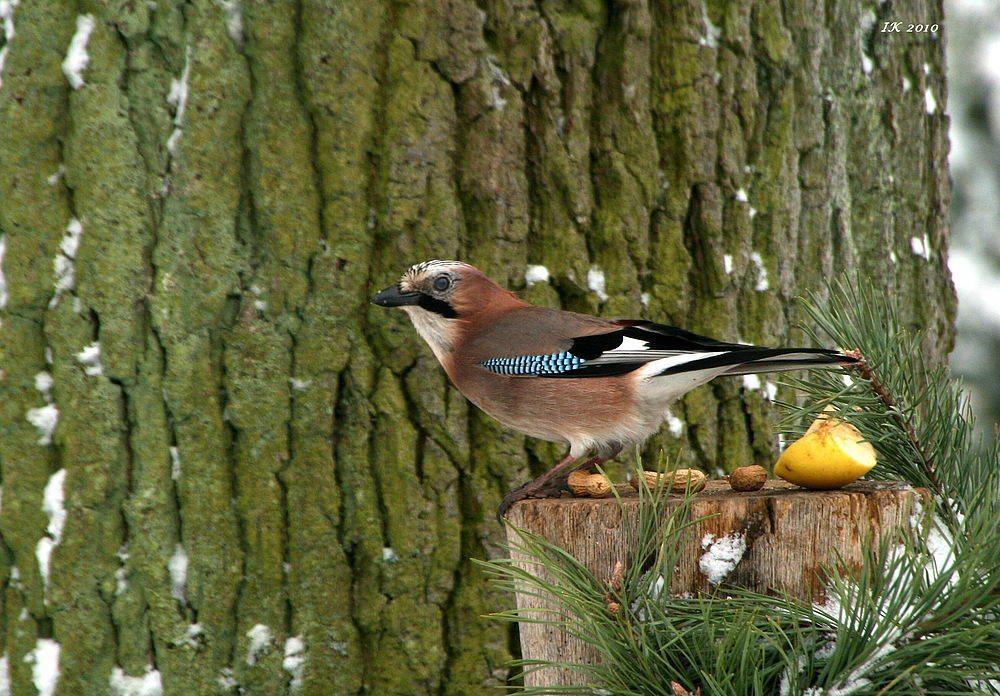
[497,453,605,522]
[567,455,606,475]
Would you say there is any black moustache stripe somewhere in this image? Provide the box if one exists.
[418,295,458,318]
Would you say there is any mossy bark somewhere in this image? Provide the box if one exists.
[0,0,953,694]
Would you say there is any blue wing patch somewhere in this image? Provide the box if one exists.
[480,352,585,376]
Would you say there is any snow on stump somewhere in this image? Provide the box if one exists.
[504,479,928,690]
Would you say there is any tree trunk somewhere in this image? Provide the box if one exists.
[0,0,953,694]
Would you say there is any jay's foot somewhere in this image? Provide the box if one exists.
[496,453,607,523]
[496,475,572,522]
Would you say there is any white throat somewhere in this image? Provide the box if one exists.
[402,306,455,364]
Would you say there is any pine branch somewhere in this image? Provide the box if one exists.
[843,348,944,499]
[789,279,999,528]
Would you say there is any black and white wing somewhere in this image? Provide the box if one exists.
[479,320,852,378]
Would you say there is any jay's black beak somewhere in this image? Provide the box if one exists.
[371,284,423,307]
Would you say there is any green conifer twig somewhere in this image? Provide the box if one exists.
[843,348,944,499]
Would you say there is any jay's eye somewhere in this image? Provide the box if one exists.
[433,275,451,292]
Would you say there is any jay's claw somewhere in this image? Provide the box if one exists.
[496,475,572,523]
[496,453,607,523]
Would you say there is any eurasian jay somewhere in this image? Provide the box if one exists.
[371,260,856,520]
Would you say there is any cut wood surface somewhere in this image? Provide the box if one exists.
[505,479,929,690]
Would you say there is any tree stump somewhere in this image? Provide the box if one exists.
[505,479,929,690]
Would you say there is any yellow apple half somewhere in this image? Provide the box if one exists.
[774,417,877,489]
